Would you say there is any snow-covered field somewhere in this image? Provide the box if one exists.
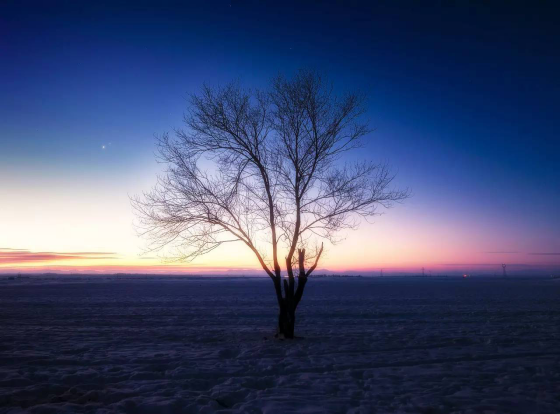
[1,276,559,413]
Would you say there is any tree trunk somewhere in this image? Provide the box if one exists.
[277,302,295,339]
[274,247,314,339]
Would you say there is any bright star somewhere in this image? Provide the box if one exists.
[102,145,106,150]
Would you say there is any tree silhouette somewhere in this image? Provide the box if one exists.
[133,70,408,338]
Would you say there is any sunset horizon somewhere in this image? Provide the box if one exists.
[2,246,559,276]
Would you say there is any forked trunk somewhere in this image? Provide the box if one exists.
[273,247,317,339]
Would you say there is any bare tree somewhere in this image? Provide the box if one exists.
[132,70,408,338]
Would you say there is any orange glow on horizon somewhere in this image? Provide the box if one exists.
[1,248,558,275]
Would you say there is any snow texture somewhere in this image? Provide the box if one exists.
[1,276,559,413]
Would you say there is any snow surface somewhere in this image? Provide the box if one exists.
[1,276,559,413]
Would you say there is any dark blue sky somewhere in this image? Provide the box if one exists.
[1,1,559,272]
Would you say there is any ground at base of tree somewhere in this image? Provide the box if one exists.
[1,276,559,413]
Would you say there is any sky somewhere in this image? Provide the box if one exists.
[1,1,559,275]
